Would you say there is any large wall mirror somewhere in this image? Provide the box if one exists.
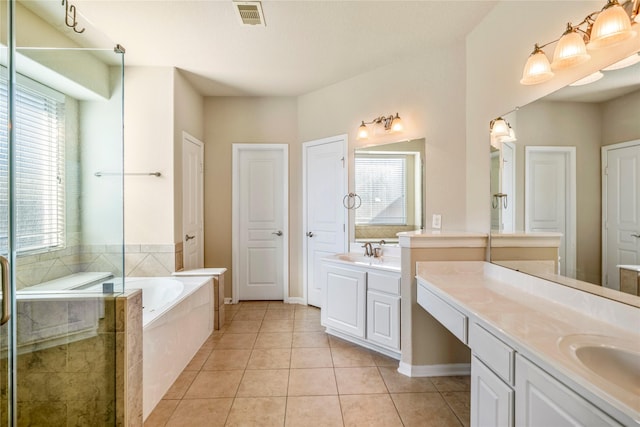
[353,138,425,243]
[490,52,640,307]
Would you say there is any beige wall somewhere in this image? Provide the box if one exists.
[602,89,640,146]
[203,97,298,298]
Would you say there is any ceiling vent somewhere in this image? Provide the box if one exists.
[233,1,266,27]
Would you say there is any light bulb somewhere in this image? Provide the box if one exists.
[357,122,369,140]
[552,26,590,70]
[491,118,510,138]
[391,114,403,132]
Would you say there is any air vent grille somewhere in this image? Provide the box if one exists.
[233,1,266,27]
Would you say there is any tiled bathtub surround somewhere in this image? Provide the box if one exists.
[144,302,471,426]
[125,244,183,277]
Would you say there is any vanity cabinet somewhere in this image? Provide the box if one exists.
[321,259,401,356]
[515,355,621,426]
[471,356,514,427]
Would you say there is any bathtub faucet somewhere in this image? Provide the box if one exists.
[362,242,374,257]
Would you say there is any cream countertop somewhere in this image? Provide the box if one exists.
[416,261,640,426]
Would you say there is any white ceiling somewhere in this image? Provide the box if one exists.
[43,0,497,96]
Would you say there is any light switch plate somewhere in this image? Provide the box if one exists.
[432,214,442,229]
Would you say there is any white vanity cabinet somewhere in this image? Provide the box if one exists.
[515,355,622,427]
[321,258,401,357]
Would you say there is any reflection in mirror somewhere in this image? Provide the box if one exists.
[490,52,640,306]
[354,138,425,243]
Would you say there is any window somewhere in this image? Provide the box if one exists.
[355,155,407,225]
[0,75,66,254]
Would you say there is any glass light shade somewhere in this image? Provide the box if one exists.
[496,127,517,143]
[552,30,591,70]
[491,118,510,138]
[587,1,636,49]
[391,115,403,132]
[569,71,604,86]
[520,47,554,85]
[357,122,369,139]
[602,53,640,70]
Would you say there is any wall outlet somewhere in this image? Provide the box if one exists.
[432,214,442,229]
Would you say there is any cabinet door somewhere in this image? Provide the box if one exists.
[366,291,400,350]
[322,264,366,338]
[515,355,622,426]
[471,356,514,427]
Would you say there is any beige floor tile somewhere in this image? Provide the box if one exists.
[144,399,179,427]
[215,333,257,349]
[290,347,333,368]
[183,347,213,371]
[370,352,399,367]
[254,332,293,349]
[294,309,321,320]
[328,335,358,348]
[201,349,252,371]
[165,398,233,427]
[331,346,376,367]
[183,370,243,399]
[378,367,437,393]
[225,320,263,334]
[240,301,270,310]
[285,396,343,427]
[293,319,326,332]
[430,376,471,392]
[260,319,294,332]
[288,368,338,396]
[162,371,198,400]
[226,397,286,427]
[264,310,295,320]
[391,392,462,427]
[247,348,291,369]
[232,309,267,321]
[335,367,388,395]
[442,391,471,427]
[340,394,403,427]
[267,301,296,310]
[292,332,329,348]
[237,369,290,397]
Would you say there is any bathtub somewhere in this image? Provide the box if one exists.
[125,276,213,420]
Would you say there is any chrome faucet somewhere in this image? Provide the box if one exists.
[374,240,385,258]
[362,242,374,257]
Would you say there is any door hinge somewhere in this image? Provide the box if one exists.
[604,166,608,175]
[341,157,345,168]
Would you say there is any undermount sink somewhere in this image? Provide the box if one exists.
[558,334,640,396]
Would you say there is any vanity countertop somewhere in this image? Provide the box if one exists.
[416,261,640,426]
[322,253,401,273]
[397,230,488,248]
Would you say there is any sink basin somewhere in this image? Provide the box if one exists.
[330,253,401,272]
[559,334,640,396]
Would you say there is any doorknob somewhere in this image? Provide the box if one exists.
[272,230,283,236]
[306,232,314,238]
[185,234,196,241]
[0,255,10,325]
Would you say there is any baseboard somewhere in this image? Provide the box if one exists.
[397,361,470,377]
[285,297,306,305]
[224,298,233,304]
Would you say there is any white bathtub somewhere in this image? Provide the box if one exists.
[125,276,213,420]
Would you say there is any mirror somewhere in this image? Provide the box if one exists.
[353,138,425,243]
[489,53,640,307]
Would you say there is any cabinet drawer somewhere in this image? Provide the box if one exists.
[470,322,514,385]
[417,280,467,344]
[368,271,400,295]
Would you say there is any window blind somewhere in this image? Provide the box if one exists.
[0,76,66,254]
[355,156,406,225]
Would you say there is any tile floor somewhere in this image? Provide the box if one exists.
[144,301,470,427]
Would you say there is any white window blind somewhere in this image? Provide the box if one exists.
[0,76,66,254]
[355,156,406,225]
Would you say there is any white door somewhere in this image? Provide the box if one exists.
[303,135,347,307]
[232,144,288,302]
[525,147,576,277]
[501,141,516,233]
[182,133,204,270]
[603,141,640,291]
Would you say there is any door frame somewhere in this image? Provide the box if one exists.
[232,143,289,304]
[525,146,576,277]
[601,139,640,288]
[182,132,204,270]
[302,135,348,305]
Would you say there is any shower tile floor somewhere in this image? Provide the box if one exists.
[144,301,470,427]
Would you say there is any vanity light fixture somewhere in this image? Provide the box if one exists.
[520,0,638,85]
[490,117,517,148]
[356,113,403,140]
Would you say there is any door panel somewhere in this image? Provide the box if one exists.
[605,143,640,290]
[236,146,286,301]
[304,136,347,307]
[183,134,204,270]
